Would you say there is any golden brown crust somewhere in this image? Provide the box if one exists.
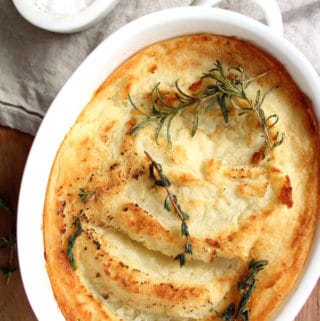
[44,34,320,321]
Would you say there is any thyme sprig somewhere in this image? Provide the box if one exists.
[78,188,100,203]
[0,236,9,249]
[0,196,9,210]
[144,151,192,266]
[129,61,284,151]
[0,233,17,282]
[78,188,89,202]
[217,260,268,321]
[67,217,83,270]
[0,235,16,250]
[0,195,17,282]
[0,266,16,278]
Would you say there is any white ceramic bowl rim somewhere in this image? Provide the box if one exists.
[18,6,320,321]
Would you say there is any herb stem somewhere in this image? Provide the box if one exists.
[0,196,9,210]
[0,196,17,282]
[144,151,192,266]
[145,151,183,219]
[217,260,268,321]
[67,217,83,270]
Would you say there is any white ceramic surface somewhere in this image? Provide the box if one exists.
[12,0,119,33]
[17,5,320,321]
[191,0,284,35]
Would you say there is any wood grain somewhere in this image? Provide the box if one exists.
[0,126,36,321]
[0,125,319,320]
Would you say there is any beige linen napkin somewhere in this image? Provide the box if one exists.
[0,0,319,135]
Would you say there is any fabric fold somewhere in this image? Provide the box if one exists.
[0,0,319,135]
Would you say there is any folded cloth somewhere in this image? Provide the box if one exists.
[0,0,319,135]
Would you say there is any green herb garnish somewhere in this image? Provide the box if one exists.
[145,151,192,266]
[0,266,16,277]
[0,196,9,210]
[78,188,100,204]
[78,188,89,203]
[67,217,83,270]
[217,260,268,321]
[0,236,10,249]
[129,61,284,151]
[0,196,17,282]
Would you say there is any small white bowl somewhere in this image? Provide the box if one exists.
[12,0,119,33]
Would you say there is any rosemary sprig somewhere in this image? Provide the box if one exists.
[129,61,284,151]
[144,151,192,266]
[67,217,83,270]
[217,260,268,321]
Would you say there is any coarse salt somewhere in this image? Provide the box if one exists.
[31,0,96,16]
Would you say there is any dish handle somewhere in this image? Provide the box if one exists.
[191,0,283,36]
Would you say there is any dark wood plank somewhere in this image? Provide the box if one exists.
[295,278,320,321]
[0,126,36,321]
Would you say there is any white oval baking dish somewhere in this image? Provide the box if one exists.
[17,1,320,321]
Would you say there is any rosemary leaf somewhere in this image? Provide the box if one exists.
[155,117,166,144]
[67,217,83,270]
[205,98,217,113]
[128,94,149,116]
[130,118,154,136]
[191,104,200,137]
[217,94,229,123]
[166,115,175,148]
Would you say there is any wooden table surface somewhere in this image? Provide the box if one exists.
[0,125,319,321]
